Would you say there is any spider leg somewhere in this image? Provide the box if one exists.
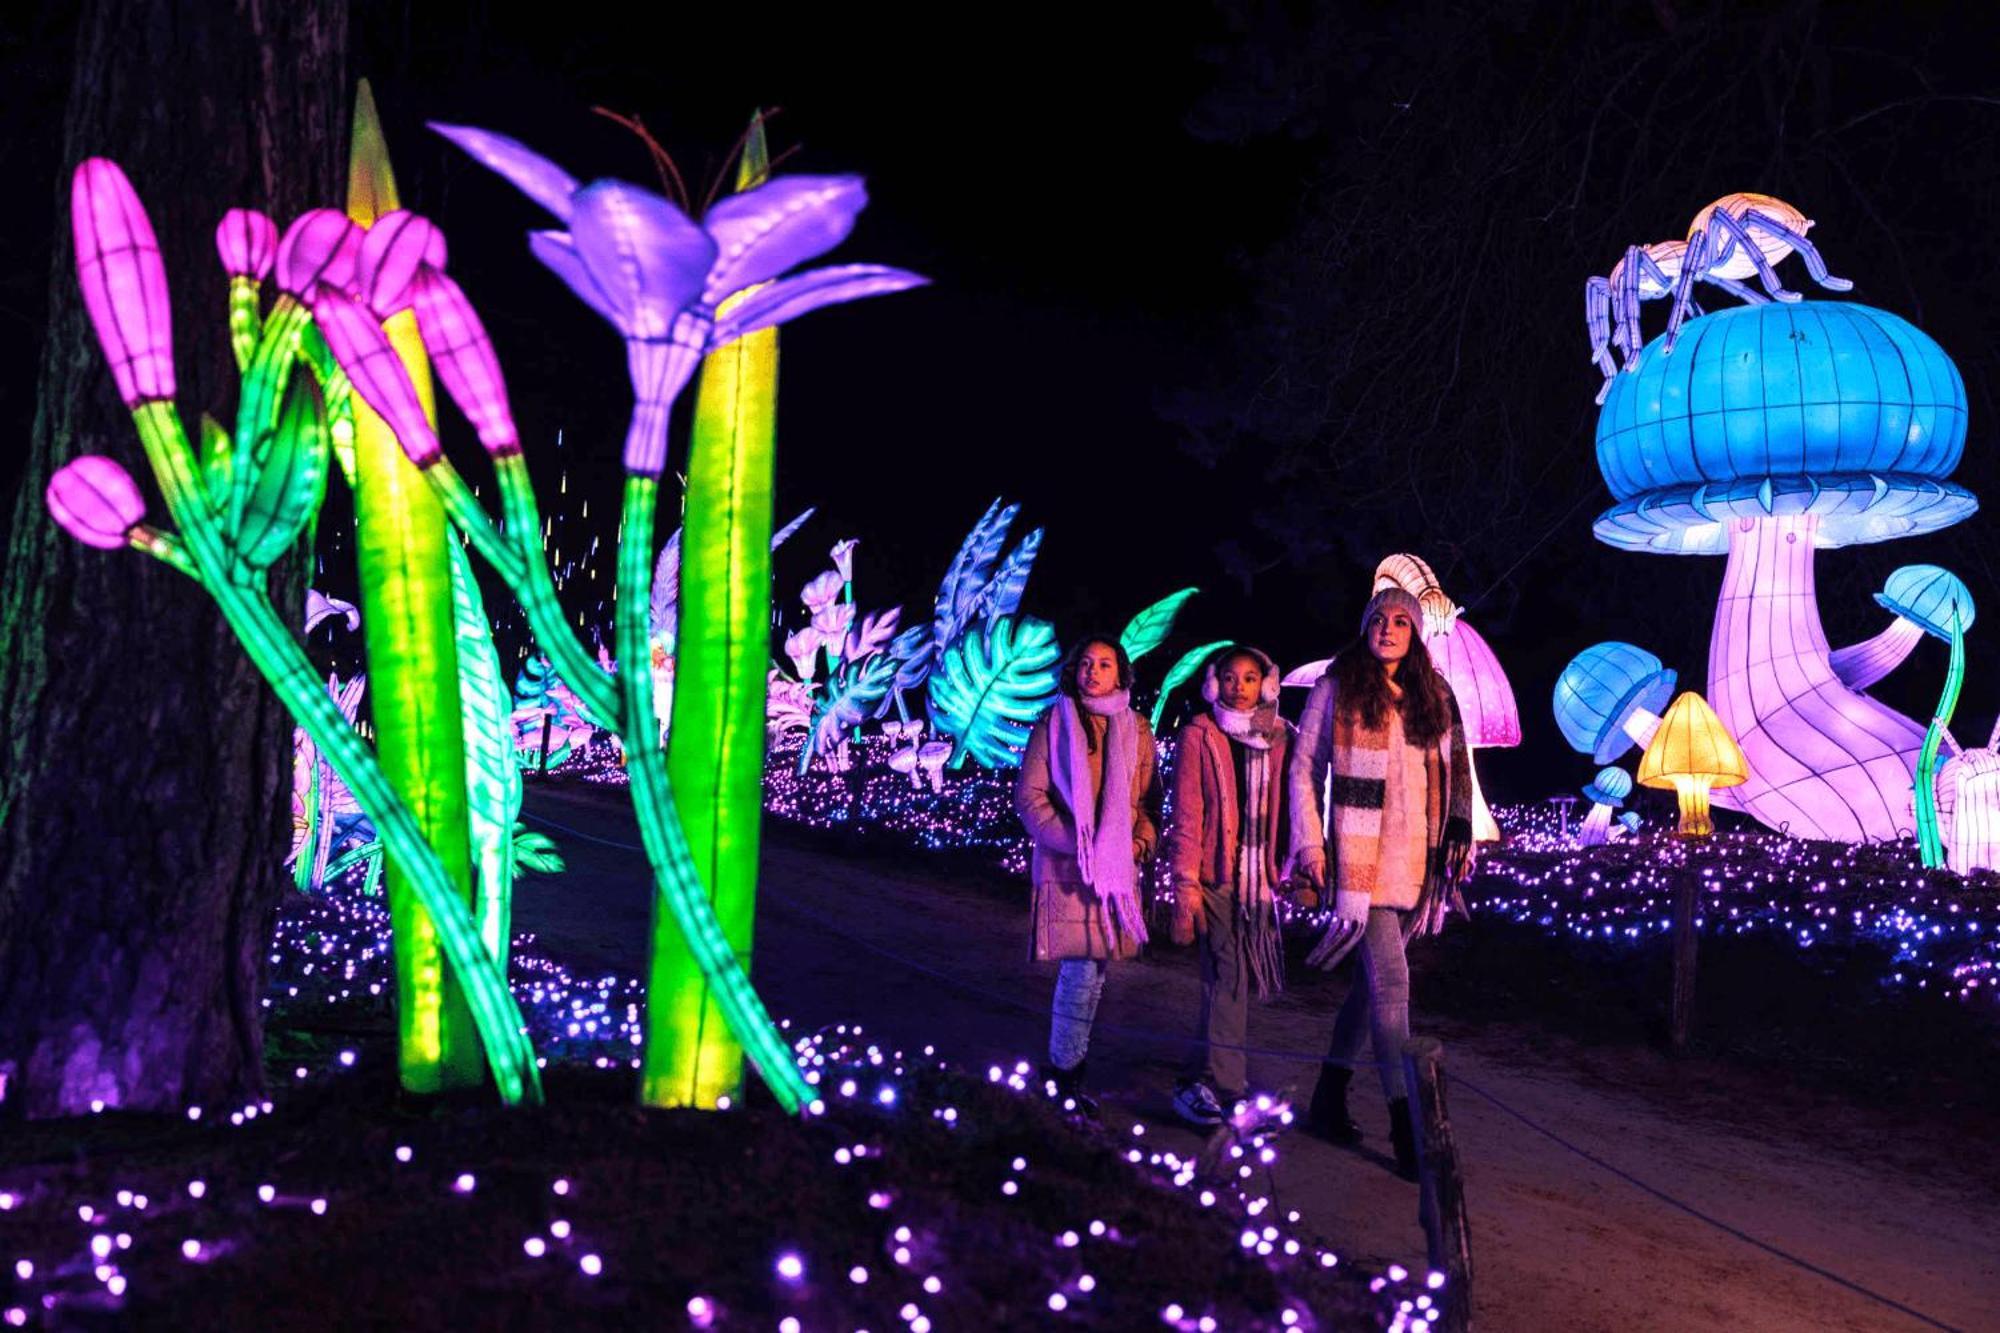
[1614,247,1646,364]
[1703,273,1769,305]
[1585,275,1618,377]
[1663,228,1709,355]
[1743,210,1855,291]
[1711,209,1800,302]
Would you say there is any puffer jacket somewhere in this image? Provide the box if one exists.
[1014,707,1160,961]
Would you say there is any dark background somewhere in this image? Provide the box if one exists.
[3,0,1997,803]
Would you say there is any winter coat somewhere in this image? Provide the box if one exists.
[1015,707,1160,961]
[1164,713,1292,928]
[1288,669,1473,911]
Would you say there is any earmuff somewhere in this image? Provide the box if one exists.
[1201,650,1281,706]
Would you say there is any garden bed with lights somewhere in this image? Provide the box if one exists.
[0,876,1434,1332]
[0,1051,1416,1331]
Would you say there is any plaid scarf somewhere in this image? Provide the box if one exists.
[1327,687,1467,931]
[1227,728,1286,998]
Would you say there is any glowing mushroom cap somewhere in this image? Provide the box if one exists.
[1618,811,1643,833]
[1554,642,1677,764]
[1582,767,1633,807]
[1874,564,1974,639]
[1637,691,1748,790]
[1595,303,1973,555]
[1425,620,1519,748]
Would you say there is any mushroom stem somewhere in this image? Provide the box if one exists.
[1672,774,1716,837]
[1469,750,1501,843]
[1620,707,1664,750]
[1829,615,1924,692]
[1577,802,1614,846]
[1709,515,1926,841]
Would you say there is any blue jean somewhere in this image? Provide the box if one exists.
[1047,959,1108,1070]
[1323,908,1411,1100]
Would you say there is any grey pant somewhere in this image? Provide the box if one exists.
[1323,908,1412,1101]
[1048,959,1108,1070]
[1187,880,1251,1095]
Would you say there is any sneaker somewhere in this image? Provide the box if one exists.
[1172,1079,1227,1129]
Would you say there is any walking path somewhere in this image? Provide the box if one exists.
[516,784,2000,1331]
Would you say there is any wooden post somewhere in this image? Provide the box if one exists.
[1402,1037,1472,1332]
[1669,867,1700,1052]
[538,711,554,774]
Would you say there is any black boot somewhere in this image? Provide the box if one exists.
[1388,1096,1420,1181]
[1038,1060,1100,1118]
[1304,1067,1363,1146]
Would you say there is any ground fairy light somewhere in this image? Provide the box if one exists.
[1,794,1442,1330]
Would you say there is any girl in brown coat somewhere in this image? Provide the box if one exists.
[1015,635,1159,1114]
[1164,645,1291,1129]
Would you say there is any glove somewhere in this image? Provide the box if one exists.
[1292,846,1327,890]
[1305,890,1372,970]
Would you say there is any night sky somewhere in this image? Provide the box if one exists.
[5,2,1998,805]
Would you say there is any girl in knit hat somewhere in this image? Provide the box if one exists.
[1015,634,1161,1115]
[1164,644,1292,1129]
[1288,586,1475,1179]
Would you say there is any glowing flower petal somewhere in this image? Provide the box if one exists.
[311,284,441,467]
[701,175,867,305]
[71,159,174,407]
[428,122,580,224]
[354,211,446,317]
[276,210,362,298]
[569,181,715,339]
[410,268,517,455]
[47,455,145,549]
[715,264,928,344]
[214,208,277,281]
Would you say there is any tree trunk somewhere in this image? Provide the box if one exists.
[0,0,347,1117]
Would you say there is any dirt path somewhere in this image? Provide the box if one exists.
[515,785,2000,1331]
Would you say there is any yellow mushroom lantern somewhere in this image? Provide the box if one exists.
[1637,691,1748,837]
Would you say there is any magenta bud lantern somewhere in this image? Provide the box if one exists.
[47,455,145,549]
[410,267,518,455]
[214,208,277,282]
[275,209,362,298]
[354,211,446,317]
[310,283,442,468]
[71,159,175,407]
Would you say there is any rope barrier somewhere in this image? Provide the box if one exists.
[519,802,1967,1331]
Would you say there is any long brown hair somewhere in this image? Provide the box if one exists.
[1330,636,1453,747]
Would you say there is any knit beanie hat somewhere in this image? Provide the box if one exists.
[1359,586,1424,639]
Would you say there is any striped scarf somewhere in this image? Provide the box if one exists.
[1212,704,1285,998]
[1328,695,1452,924]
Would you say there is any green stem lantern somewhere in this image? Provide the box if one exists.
[344,82,485,1092]
[652,118,781,1107]
[1916,608,1965,869]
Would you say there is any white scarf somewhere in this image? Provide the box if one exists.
[1049,689,1147,945]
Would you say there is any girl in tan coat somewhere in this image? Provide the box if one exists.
[1164,645,1291,1129]
[1015,635,1159,1115]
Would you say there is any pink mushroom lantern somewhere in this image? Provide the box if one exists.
[1939,719,2000,875]
[1424,617,1520,842]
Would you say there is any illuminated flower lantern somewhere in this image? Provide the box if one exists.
[1831,565,1976,691]
[1939,720,2000,874]
[1553,642,1676,764]
[1577,766,1632,846]
[1595,300,1975,842]
[1425,619,1519,841]
[1637,691,1748,837]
